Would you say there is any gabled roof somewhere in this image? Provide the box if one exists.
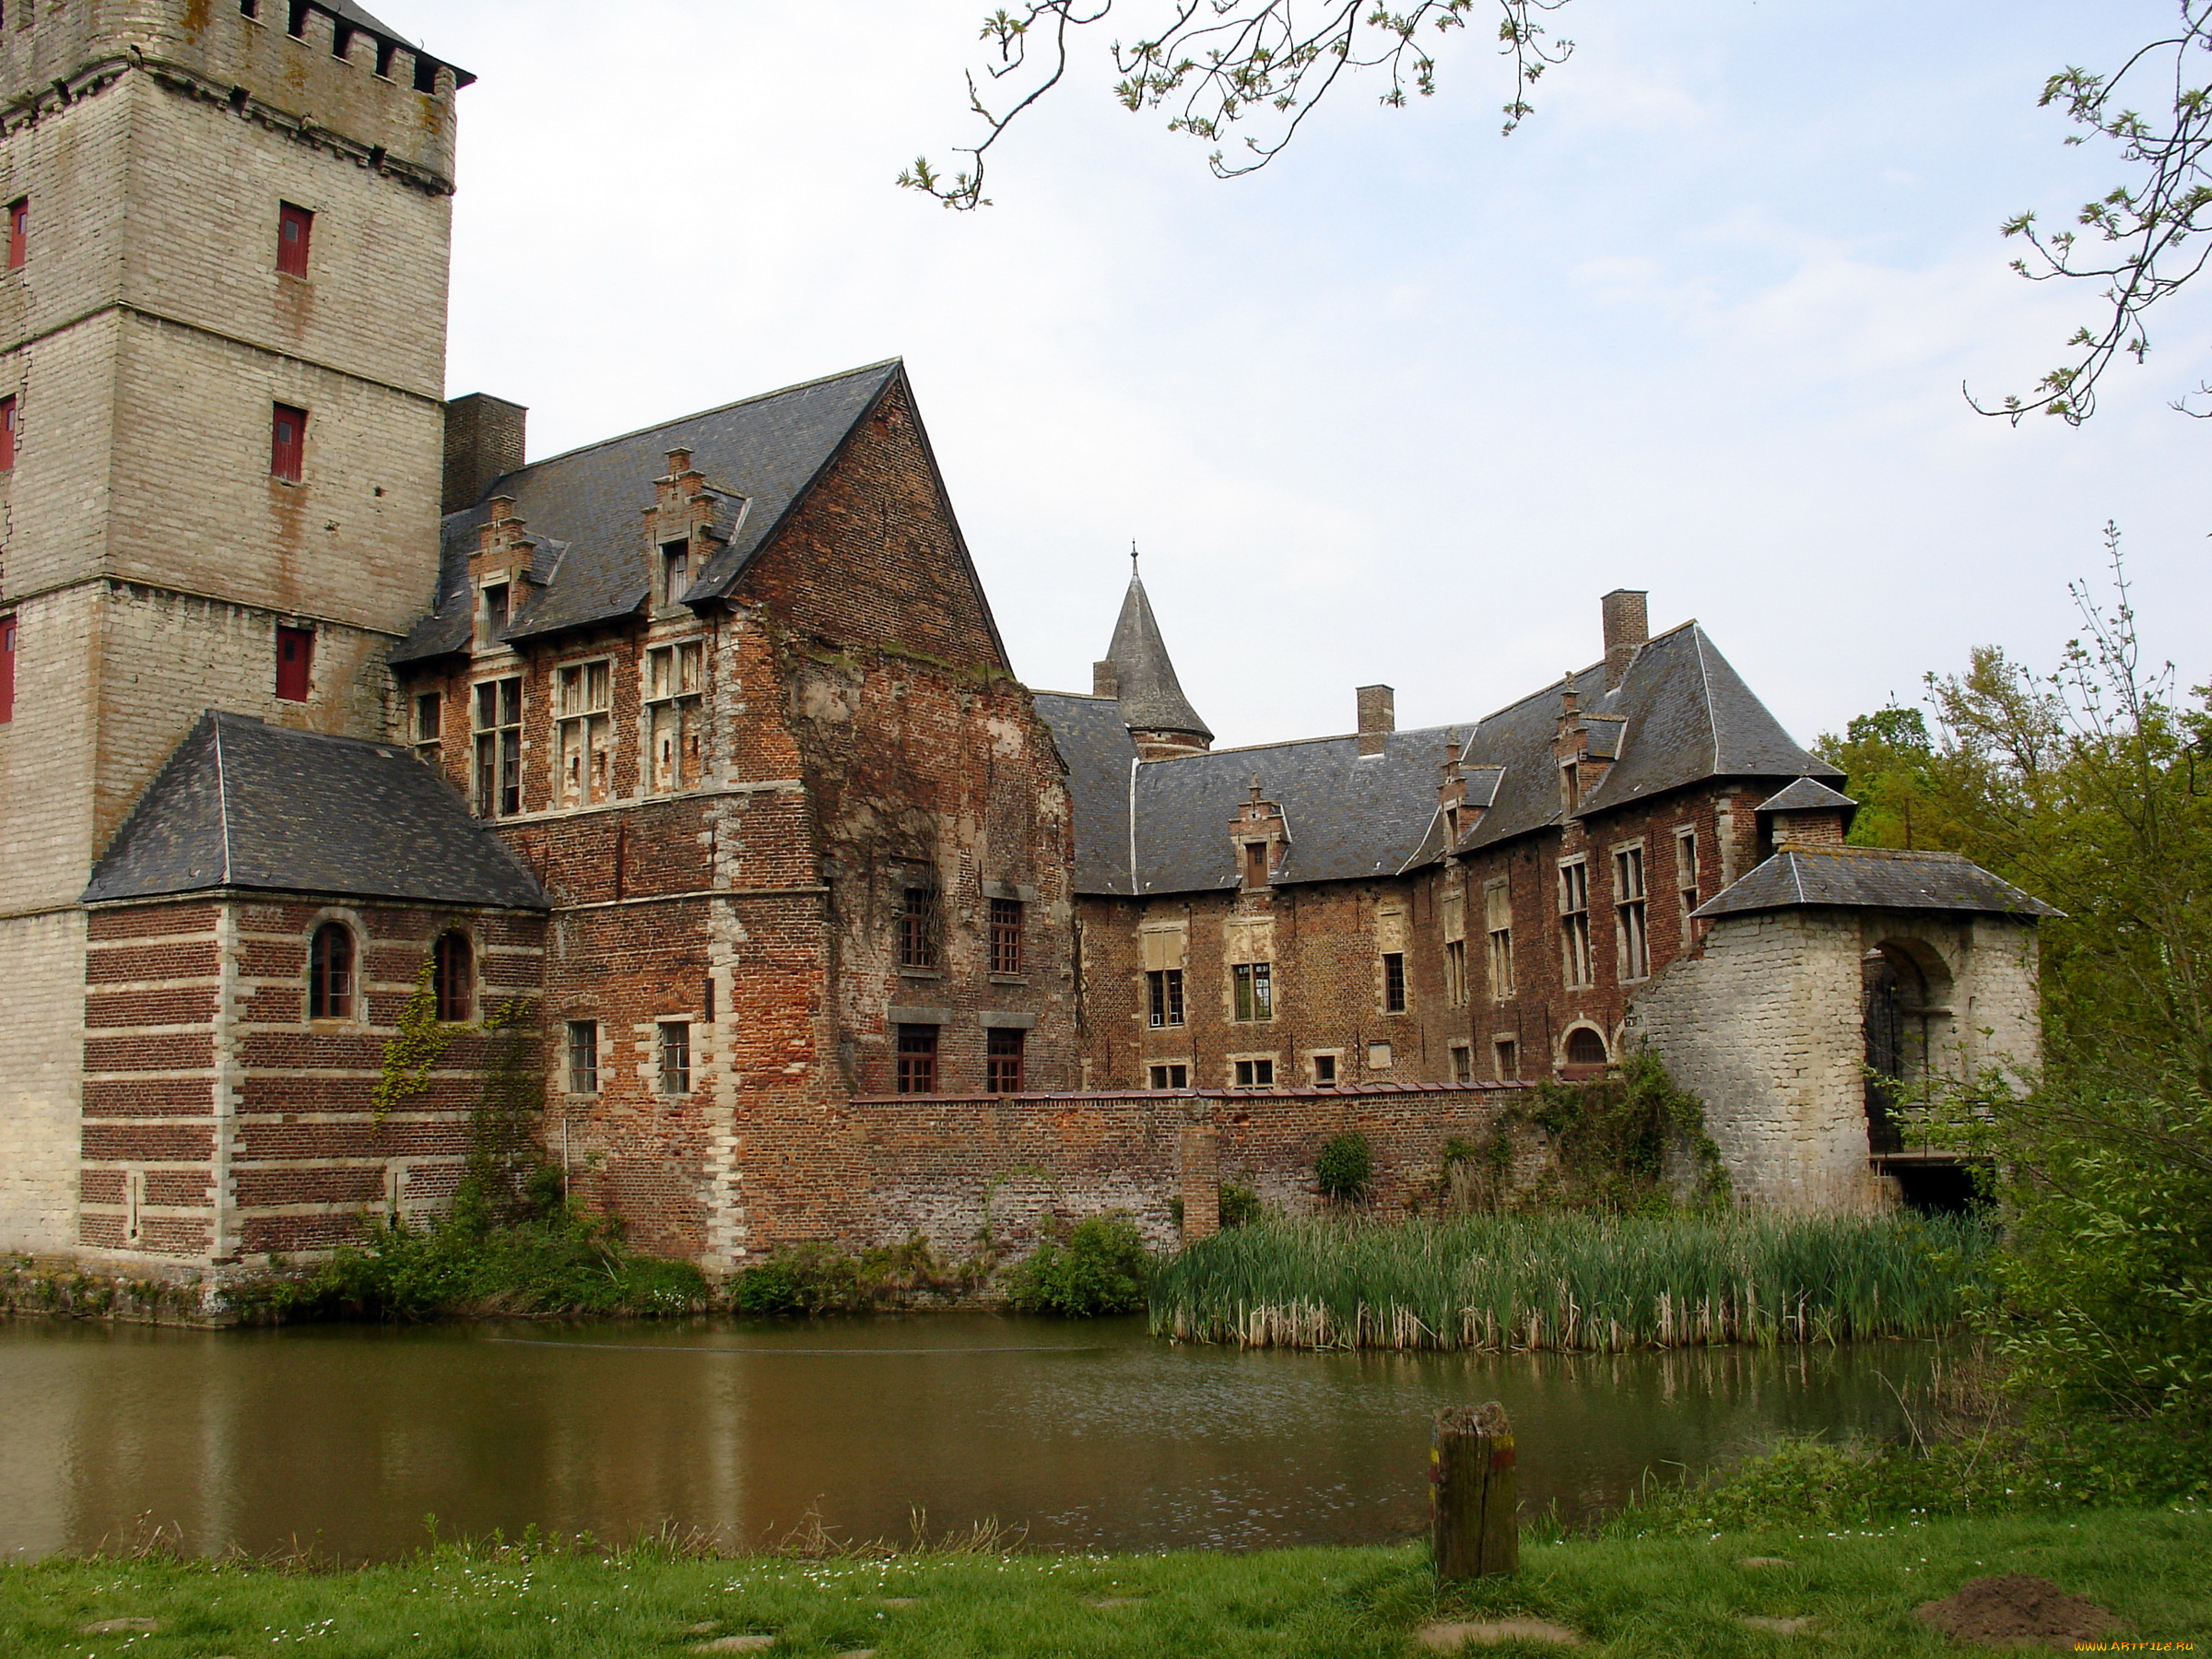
[1758,777,1859,813]
[1692,844,2060,921]
[84,713,547,910]
[394,361,909,665]
[1037,618,1845,898]
[1104,571,1211,739]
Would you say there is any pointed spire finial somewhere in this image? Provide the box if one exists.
[1131,540,1141,572]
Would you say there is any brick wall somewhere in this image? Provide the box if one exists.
[846,1083,1535,1255]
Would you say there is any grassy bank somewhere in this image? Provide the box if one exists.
[1149,1213,1990,1351]
[5,1507,2206,1656]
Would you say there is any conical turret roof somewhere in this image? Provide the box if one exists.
[1105,568,1211,740]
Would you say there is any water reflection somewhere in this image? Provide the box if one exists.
[0,1315,1942,1560]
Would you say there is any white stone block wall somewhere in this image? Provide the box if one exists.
[0,908,85,1253]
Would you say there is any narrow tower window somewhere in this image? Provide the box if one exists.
[276,204,312,276]
[271,404,306,481]
[989,897,1024,975]
[275,626,313,701]
[432,931,473,1023]
[0,395,17,471]
[0,614,16,724]
[658,1021,692,1097]
[566,1020,599,1094]
[308,923,354,1019]
[6,199,26,271]
[1382,951,1407,1014]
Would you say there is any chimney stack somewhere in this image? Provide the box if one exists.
[442,393,528,515]
[1602,589,1649,690]
[1357,685,1395,758]
[1092,660,1121,699]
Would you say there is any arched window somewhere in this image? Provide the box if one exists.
[1564,1026,1609,1066]
[308,922,354,1019]
[433,931,473,1023]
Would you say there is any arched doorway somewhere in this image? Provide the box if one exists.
[1863,938,1971,1211]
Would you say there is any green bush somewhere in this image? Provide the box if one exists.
[1314,1133,1372,1202]
[1006,1213,1151,1316]
[266,1171,709,1320]
[730,1243,865,1316]
[1218,1181,1266,1229]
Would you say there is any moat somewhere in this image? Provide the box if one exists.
[0,1316,1943,1561]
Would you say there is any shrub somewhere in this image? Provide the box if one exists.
[1314,1133,1372,1203]
[1006,1213,1151,1316]
[1218,1181,1266,1229]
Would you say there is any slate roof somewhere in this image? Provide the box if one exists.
[1692,845,2061,921]
[1104,571,1211,739]
[394,360,930,665]
[1759,777,1859,814]
[1036,618,1843,898]
[84,712,547,909]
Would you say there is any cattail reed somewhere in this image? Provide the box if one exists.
[1147,1212,1989,1352]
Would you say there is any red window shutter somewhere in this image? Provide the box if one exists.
[271,404,305,481]
[277,204,312,276]
[6,199,24,271]
[275,625,313,701]
[0,397,16,472]
[0,614,15,724]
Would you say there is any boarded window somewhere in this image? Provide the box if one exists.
[1494,1037,1519,1080]
[0,613,14,724]
[659,540,691,607]
[308,922,353,1019]
[0,394,17,470]
[6,198,25,270]
[275,626,313,701]
[1443,938,1468,1008]
[895,1023,938,1094]
[1485,878,1514,999]
[1243,841,1269,888]
[271,403,306,481]
[432,932,472,1023]
[1676,826,1701,945]
[277,203,312,276]
[566,1020,599,1094]
[1452,1044,1474,1085]
[986,1026,1025,1094]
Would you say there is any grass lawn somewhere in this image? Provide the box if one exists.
[3,1507,2206,1657]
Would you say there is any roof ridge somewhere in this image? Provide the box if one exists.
[1778,841,1973,863]
[467,359,905,495]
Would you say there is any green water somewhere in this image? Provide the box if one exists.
[0,1315,1944,1560]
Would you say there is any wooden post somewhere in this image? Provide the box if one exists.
[1432,1401,1518,1580]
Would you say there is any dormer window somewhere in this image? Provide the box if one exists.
[1560,761,1581,814]
[1244,841,1269,888]
[659,540,690,608]
[481,582,510,643]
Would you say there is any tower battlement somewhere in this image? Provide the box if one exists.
[0,1,469,192]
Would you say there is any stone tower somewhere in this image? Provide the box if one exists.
[0,2,469,1253]
[1092,559,1212,760]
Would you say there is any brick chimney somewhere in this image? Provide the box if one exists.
[442,393,528,514]
[1357,685,1395,758]
[1602,589,1649,691]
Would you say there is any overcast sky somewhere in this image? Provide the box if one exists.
[371,0,2206,751]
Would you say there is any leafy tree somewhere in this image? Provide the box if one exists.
[1813,705,1941,851]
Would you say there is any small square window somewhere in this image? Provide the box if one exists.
[1312,1053,1336,1086]
[271,403,306,481]
[277,203,313,276]
[566,1020,599,1095]
[895,1023,938,1094]
[275,626,313,701]
[986,1026,1025,1094]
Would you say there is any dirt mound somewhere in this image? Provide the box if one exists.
[1913,1575,2120,1648]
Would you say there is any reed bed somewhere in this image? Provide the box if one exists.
[1147,1211,1992,1351]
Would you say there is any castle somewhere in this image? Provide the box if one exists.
[0,3,2053,1276]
